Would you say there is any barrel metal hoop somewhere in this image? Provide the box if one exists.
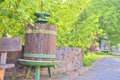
[24,53,55,58]
[25,29,57,35]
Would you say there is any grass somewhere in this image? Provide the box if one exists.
[83,52,112,66]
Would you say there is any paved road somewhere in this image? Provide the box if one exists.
[75,58,120,80]
[112,52,120,55]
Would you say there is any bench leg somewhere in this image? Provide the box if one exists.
[0,68,5,80]
[26,66,31,79]
[35,66,40,80]
[48,67,52,78]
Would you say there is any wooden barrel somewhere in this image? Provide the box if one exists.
[24,23,57,61]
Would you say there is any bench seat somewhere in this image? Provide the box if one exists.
[0,64,15,68]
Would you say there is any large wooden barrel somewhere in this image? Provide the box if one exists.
[24,23,57,61]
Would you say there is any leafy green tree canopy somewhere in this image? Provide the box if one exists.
[89,0,120,46]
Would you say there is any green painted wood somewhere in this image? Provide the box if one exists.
[18,59,59,80]
[48,67,52,78]
[24,53,55,58]
[35,66,40,80]
[54,65,57,68]
[25,29,57,35]
[18,59,59,66]
[35,18,48,23]
[34,12,50,17]
[26,66,31,79]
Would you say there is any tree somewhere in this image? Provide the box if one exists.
[46,0,93,48]
[98,0,120,46]
[0,0,94,48]
[83,0,120,45]
[0,0,43,38]
[2,0,117,49]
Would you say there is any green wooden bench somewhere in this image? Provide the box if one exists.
[18,54,59,80]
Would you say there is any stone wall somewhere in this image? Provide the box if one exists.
[5,47,84,80]
[53,47,84,74]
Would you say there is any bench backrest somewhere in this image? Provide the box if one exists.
[0,37,22,52]
[0,37,22,64]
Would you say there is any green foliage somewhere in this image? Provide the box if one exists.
[44,0,102,49]
[74,9,103,48]
[11,75,16,80]
[1,0,119,48]
[85,0,120,46]
[83,52,112,66]
[83,54,98,66]
[45,0,92,48]
[0,0,42,38]
[1,0,97,48]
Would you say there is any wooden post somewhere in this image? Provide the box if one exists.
[1,52,7,64]
[0,52,7,80]
[0,68,5,80]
